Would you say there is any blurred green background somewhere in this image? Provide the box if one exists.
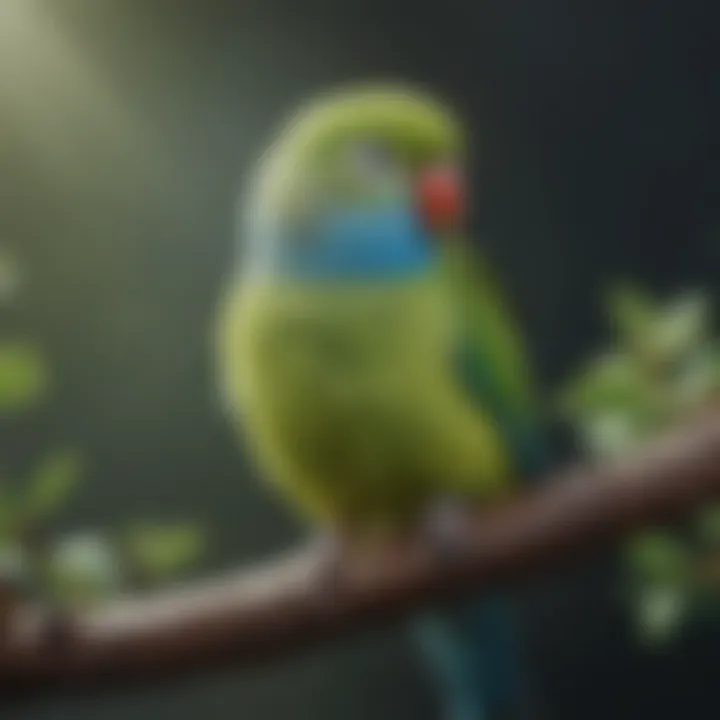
[1,0,718,717]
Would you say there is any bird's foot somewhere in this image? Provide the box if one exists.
[422,496,472,564]
[304,531,347,607]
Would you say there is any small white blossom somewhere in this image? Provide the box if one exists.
[583,413,637,459]
[51,533,120,588]
[639,586,685,643]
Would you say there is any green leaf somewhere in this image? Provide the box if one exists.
[626,532,692,584]
[606,284,656,345]
[697,505,720,546]
[0,342,49,414]
[24,451,83,523]
[674,342,720,410]
[580,412,640,459]
[636,584,687,646]
[559,352,647,417]
[124,523,206,584]
[650,291,710,362]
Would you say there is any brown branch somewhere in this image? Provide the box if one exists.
[2,409,720,696]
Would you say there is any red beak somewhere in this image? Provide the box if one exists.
[416,165,466,234]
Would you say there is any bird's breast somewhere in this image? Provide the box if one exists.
[238,277,453,417]
[223,276,510,525]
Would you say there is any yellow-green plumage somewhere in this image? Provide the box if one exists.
[219,267,520,531]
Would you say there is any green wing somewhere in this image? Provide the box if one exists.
[443,242,549,479]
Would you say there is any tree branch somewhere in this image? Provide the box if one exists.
[2,409,720,696]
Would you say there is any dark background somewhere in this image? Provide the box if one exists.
[1,0,719,717]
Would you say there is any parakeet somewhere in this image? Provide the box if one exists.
[218,84,549,720]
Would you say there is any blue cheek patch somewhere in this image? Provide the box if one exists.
[279,203,438,280]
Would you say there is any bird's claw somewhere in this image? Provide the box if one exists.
[305,532,346,606]
[422,497,470,564]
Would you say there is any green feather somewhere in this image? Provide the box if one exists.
[442,242,549,478]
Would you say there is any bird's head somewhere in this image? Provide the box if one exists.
[241,84,466,281]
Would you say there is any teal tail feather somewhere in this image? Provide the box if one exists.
[413,595,528,720]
